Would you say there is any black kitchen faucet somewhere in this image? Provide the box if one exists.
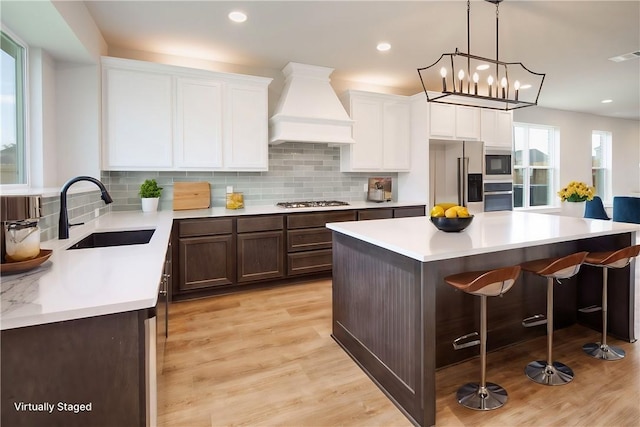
[58,176,113,239]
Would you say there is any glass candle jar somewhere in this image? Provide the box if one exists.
[226,192,244,210]
[4,219,40,262]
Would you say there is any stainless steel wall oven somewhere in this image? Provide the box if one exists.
[484,181,514,212]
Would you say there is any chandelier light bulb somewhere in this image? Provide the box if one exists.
[458,70,465,93]
[472,72,479,94]
[487,75,494,97]
[501,77,508,99]
[440,67,448,92]
[514,80,520,101]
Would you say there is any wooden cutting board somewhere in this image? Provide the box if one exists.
[173,182,211,210]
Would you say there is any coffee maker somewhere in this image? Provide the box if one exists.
[367,178,392,202]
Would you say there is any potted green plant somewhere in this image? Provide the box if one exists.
[139,179,163,212]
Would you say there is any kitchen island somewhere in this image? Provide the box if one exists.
[327,211,638,427]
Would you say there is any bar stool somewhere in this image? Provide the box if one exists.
[520,251,588,385]
[582,244,640,360]
[445,265,521,410]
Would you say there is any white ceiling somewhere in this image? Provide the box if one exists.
[33,1,640,120]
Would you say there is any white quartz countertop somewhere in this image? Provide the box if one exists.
[1,211,174,330]
[0,201,424,330]
[326,211,639,262]
[171,200,424,219]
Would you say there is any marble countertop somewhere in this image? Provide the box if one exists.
[0,201,425,330]
[326,211,639,262]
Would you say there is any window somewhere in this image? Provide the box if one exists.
[591,130,612,202]
[1,30,27,186]
[513,123,557,208]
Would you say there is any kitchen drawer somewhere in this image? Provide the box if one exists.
[287,228,332,252]
[237,215,284,233]
[358,209,393,221]
[393,206,426,218]
[287,211,356,229]
[287,249,333,276]
[178,218,233,237]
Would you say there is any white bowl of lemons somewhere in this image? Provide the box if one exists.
[429,203,474,232]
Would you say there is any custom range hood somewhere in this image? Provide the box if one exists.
[269,62,354,145]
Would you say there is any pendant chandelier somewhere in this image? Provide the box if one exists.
[417,0,545,111]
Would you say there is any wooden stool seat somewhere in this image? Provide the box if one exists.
[520,251,588,386]
[520,251,589,279]
[444,265,521,411]
[581,245,640,360]
[585,245,640,268]
[445,265,521,297]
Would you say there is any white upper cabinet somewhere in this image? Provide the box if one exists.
[175,78,223,168]
[428,102,480,140]
[481,110,513,148]
[103,67,173,169]
[223,82,269,170]
[428,103,455,139]
[102,57,271,171]
[340,91,410,172]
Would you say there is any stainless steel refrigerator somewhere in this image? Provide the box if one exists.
[429,140,484,214]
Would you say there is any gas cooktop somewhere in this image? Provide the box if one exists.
[276,200,350,209]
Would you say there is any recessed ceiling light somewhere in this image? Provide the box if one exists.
[601,99,613,104]
[376,42,391,52]
[519,84,532,90]
[228,11,247,23]
[476,64,490,71]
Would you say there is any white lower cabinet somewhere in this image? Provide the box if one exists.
[340,91,410,172]
[102,57,271,171]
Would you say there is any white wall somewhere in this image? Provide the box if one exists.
[513,107,640,198]
[55,63,101,184]
[28,48,58,188]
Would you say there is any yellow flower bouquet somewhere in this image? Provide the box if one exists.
[557,181,595,202]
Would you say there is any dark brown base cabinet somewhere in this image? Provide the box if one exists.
[177,217,234,293]
[237,215,285,283]
[1,310,151,427]
[172,206,425,299]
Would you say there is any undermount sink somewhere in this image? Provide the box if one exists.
[67,229,155,250]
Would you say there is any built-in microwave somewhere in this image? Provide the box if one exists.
[485,148,512,180]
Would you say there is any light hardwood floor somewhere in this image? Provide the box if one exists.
[159,267,640,427]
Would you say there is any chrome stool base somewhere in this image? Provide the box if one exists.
[456,382,508,411]
[583,342,625,360]
[525,361,574,385]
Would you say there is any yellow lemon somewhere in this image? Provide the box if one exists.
[445,207,458,218]
[457,208,470,218]
[437,202,457,211]
[430,206,445,217]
